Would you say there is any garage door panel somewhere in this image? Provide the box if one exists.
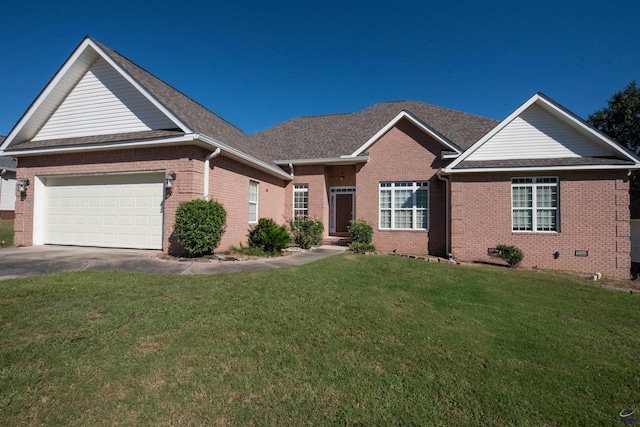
[43,173,164,250]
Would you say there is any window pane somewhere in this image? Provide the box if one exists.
[513,210,532,231]
[380,189,391,209]
[380,210,391,228]
[416,210,427,229]
[394,210,412,228]
[249,181,258,202]
[249,203,257,222]
[416,188,428,209]
[536,209,556,231]
[536,186,557,208]
[512,186,532,208]
[394,189,413,208]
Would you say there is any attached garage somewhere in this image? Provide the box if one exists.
[38,172,165,250]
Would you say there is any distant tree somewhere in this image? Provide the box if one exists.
[588,81,640,197]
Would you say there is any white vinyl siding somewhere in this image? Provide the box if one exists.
[379,182,428,230]
[249,181,258,223]
[42,173,164,249]
[467,105,612,161]
[512,177,558,232]
[293,184,309,218]
[33,57,176,141]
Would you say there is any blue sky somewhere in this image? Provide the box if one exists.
[1,0,638,136]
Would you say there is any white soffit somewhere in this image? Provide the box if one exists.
[1,38,190,150]
[33,57,177,141]
[349,111,461,157]
[446,93,640,170]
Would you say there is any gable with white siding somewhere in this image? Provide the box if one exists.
[33,57,177,141]
[465,103,612,161]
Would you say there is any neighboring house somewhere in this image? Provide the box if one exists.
[0,136,18,219]
[1,36,639,279]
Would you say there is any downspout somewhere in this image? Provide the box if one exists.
[203,148,221,200]
[437,170,451,257]
[288,163,294,178]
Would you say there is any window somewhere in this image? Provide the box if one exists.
[512,177,558,232]
[293,184,309,218]
[249,180,258,223]
[379,181,429,230]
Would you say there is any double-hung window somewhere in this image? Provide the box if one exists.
[249,180,258,223]
[293,184,309,218]
[379,181,429,230]
[512,177,558,232]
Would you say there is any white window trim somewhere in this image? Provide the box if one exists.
[511,176,559,233]
[293,184,309,219]
[249,180,258,223]
[378,181,429,230]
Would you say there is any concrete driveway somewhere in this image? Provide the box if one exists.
[0,245,348,281]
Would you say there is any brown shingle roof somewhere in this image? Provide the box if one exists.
[0,136,18,170]
[251,100,499,160]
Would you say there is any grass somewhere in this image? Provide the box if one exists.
[0,219,13,246]
[1,254,639,425]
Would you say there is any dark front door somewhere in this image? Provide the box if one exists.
[335,193,353,233]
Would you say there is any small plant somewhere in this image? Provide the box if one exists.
[349,242,376,254]
[496,244,524,267]
[348,219,373,244]
[174,199,227,257]
[248,218,291,255]
[290,217,324,249]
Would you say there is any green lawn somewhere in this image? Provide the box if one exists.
[0,219,13,246]
[1,254,638,425]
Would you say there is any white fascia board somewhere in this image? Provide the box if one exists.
[2,134,199,156]
[446,94,541,170]
[349,111,461,157]
[0,38,192,153]
[274,156,369,166]
[89,40,192,134]
[196,134,292,180]
[1,39,98,151]
[534,94,640,163]
[442,164,640,174]
[447,93,640,171]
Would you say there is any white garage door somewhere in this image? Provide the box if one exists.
[43,173,165,249]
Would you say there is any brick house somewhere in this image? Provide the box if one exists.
[1,36,638,278]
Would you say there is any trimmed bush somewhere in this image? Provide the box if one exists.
[290,217,324,249]
[174,199,227,257]
[349,242,376,254]
[248,218,291,255]
[496,244,524,267]
[348,219,373,244]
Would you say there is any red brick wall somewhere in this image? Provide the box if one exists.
[284,164,330,233]
[450,171,630,279]
[356,118,448,256]
[208,155,286,249]
[15,145,287,254]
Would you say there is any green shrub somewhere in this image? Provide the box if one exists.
[496,244,524,267]
[174,199,227,257]
[348,219,373,244]
[349,242,376,254]
[248,218,291,255]
[290,217,324,249]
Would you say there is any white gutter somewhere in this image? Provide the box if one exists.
[204,148,221,200]
[274,155,369,166]
[196,134,292,180]
[0,134,199,156]
[436,170,451,256]
[442,164,640,174]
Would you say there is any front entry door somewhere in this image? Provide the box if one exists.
[335,193,353,233]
